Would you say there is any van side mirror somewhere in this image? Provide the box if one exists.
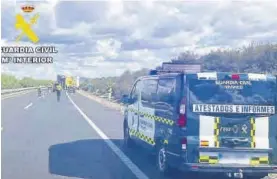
[121,94,129,104]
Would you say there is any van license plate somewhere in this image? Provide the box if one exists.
[219,153,249,164]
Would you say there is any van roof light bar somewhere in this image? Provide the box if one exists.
[159,63,202,74]
[149,70,158,75]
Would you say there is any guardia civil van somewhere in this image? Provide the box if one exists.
[122,63,277,179]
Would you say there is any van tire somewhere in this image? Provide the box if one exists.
[156,144,172,176]
[123,121,134,148]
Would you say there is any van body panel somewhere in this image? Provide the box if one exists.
[154,74,185,165]
[124,71,277,173]
[180,163,277,173]
[185,73,276,167]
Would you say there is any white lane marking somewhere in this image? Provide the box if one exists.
[24,103,33,110]
[66,92,149,179]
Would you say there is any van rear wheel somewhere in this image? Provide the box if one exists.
[123,122,134,148]
[156,144,172,176]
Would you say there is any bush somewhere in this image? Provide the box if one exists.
[81,43,277,101]
[1,74,53,89]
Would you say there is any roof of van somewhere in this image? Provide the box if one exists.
[140,71,276,81]
[138,72,182,79]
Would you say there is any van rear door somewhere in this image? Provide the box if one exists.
[187,73,276,165]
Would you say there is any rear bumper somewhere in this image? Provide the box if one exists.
[180,163,277,173]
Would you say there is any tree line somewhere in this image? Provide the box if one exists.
[1,73,53,89]
[81,42,277,100]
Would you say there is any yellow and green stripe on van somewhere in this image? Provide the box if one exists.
[129,128,169,146]
[250,118,256,148]
[128,108,174,126]
[129,129,155,145]
[199,155,219,164]
[199,155,269,165]
[212,117,256,148]
[250,156,269,165]
[214,117,220,148]
[128,107,173,146]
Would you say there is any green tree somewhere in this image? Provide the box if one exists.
[84,42,277,101]
[1,74,20,89]
[1,73,53,89]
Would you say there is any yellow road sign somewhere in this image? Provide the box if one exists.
[15,13,39,43]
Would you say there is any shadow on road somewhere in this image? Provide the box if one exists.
[48,139,220,179]
[48,138,173,179]
[48,139,137,179]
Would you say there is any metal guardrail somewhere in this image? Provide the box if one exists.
[1,86,47,95]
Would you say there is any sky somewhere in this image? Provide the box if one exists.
[1,0,277,80]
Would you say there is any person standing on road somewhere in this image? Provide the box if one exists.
[56,84,62,101]
[37,86,42,97]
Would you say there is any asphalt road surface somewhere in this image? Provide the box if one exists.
[1,90,275,179]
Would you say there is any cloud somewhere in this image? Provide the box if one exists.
[96,38,122,59]
[1,0,277,79]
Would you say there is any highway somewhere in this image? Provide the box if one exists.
[1,90,275,179]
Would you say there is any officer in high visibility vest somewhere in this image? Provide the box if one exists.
[56,84,62,101]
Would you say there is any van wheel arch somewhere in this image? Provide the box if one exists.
[123,117,134,148]
[123,117,127,128]
[155,140,173,176]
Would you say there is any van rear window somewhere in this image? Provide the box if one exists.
[188,79,276,106]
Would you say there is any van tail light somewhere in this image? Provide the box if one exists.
[178,114,187,127]
[178,97,187,127]
[181,137,187,150]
